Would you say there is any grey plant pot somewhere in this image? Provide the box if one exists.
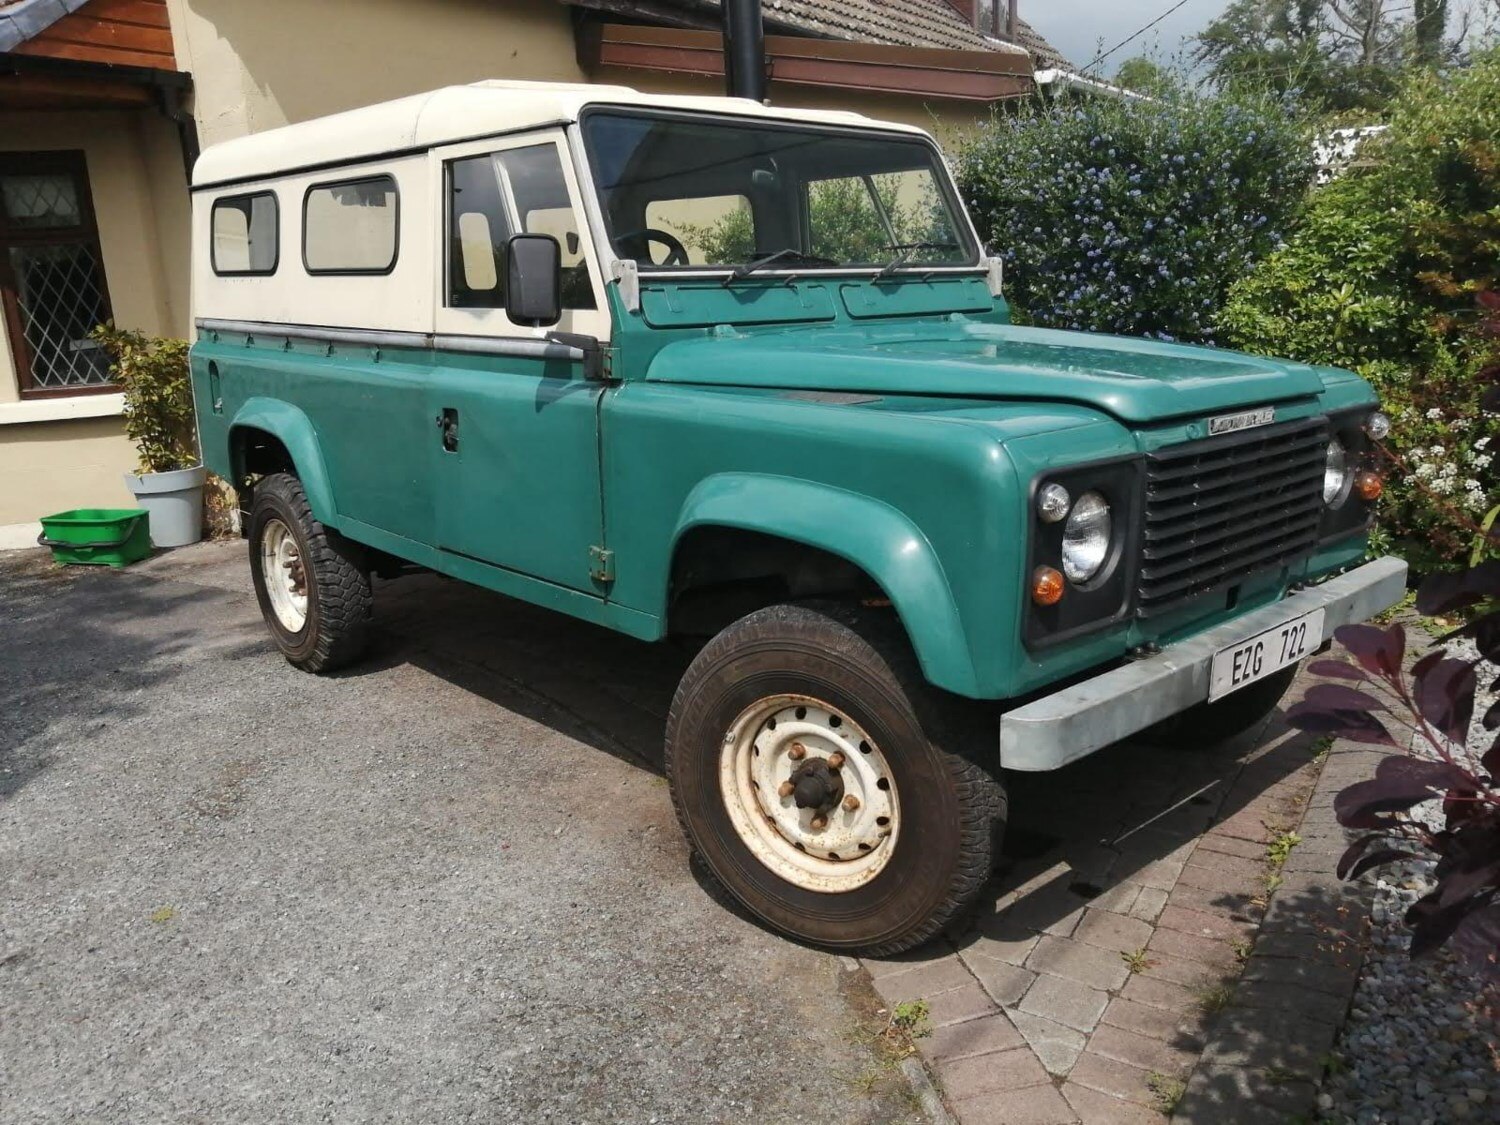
[123,464,207,548]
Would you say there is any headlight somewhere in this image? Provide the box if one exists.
[1323,438,1352,507]
[1062,491,1111,583]
[1036,482,1071,523]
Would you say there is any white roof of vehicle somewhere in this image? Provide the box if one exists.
[191,80,931,189]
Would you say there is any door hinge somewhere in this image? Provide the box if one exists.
[589,545,615,584]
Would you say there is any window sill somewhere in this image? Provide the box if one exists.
[0,393,125,426]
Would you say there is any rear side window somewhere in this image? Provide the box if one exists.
[211,191,278,275]
[303,175,398,274]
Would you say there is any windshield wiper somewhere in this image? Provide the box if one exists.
[873,241,961,281]
[723,248,839,285]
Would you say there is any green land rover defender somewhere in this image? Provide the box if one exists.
[190,81,1407,953]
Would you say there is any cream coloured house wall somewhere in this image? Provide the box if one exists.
[166,0,589,148]
[0,111,188,535]
[592,66,994,147]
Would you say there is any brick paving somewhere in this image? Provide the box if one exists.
[864,677,1368,1124]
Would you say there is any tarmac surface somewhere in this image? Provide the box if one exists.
[1,542,924,1124]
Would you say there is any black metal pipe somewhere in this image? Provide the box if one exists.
[721,0,766,103]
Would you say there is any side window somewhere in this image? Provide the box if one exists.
[444,143,596,313]
[211,191,278,275]
[447,154,513,308]
[645,195,752,265]
[303,175,398,274]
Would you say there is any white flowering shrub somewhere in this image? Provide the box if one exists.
[1405,424,1492,510]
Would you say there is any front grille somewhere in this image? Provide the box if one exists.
[1137,418,1329,617]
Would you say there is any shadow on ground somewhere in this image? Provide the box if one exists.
[359,569,1330,949]
[0,550,252,800]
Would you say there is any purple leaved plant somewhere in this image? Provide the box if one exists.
[1287,565,1500,978]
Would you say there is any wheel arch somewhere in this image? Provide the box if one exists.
[667,473,979,697]
[228,398,338,526]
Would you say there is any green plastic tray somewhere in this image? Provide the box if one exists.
[38,508,151,568]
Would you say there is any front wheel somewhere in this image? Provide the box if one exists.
[665,603,1006,955]
[248,473,373,673]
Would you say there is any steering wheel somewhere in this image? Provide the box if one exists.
[616,227,690,267]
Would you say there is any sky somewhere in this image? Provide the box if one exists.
[1021,0,1496,76]
[1021,0,1229,75]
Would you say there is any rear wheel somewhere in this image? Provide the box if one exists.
[248,473,372,673]
[1143,664,1300,750]
[665,603,1005,955]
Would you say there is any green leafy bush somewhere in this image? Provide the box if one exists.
[1218,51,1500,567]
[955,89,1313,343]
[91,324,198,474]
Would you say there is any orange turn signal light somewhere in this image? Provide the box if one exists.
[1032,566,1065,607]
[1355,471,1383,502]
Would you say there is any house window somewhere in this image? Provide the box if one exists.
[302,175,399,274]
[0,151,114,397]
[212,191,279,275]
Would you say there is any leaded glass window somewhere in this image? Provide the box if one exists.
[0,152,114,396]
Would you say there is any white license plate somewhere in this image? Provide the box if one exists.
[1208,609,1324,702]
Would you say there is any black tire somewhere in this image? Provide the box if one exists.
[247,472,372,673]
[1142,664,1300,750]
[664,602,1006,956]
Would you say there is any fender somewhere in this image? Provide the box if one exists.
[227,397,338,526]
[671,473,979,696]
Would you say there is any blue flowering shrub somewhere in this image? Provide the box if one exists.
[956,91,1313,343]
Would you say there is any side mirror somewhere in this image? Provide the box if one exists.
[506,233,562,327]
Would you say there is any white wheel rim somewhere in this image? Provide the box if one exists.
[260,517,308,633]
[719,694,899,894]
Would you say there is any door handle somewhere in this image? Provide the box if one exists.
[438,407,459,452]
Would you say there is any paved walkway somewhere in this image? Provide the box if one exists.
[863,686,1364,1124]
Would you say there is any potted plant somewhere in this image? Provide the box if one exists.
[92,324,205,548]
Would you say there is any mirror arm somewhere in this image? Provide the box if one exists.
[546,331,607,382]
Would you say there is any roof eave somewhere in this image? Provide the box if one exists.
[581,22,1035,102]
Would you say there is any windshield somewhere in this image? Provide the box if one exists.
[580,110,977,272]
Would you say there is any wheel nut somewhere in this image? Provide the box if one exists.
[778,780,795,798]
[842,795,860,812]
[810,815,828,830]
[788,743,806,761]
[827,752,845,770]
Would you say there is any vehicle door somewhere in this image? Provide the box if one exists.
[427,132,609,592]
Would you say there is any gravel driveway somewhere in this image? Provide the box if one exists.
[0,543,922,1124]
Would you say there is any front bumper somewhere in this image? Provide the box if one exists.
[998,556,1408,771]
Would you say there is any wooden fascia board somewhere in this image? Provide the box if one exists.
[583,22,1035,101]
[0,69,157,107]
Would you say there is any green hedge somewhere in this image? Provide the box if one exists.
[1218,51,1500,568]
